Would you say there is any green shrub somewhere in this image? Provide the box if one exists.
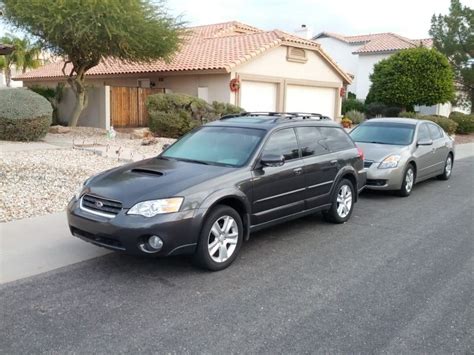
[383,106,402,117]
[366,102,387,118]
[449,112,474,134]
[399,111,419,119]
[342,98,365,114]
[418,115,458,135]
[146,93,244,138]
[345,110,365,124]
[0,88,53,141]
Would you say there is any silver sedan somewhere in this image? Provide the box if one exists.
[350,118,455,197]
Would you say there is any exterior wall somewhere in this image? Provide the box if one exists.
[101,73,231,103]
[1,66,23,88]
[355,53,390,100]
[233,46,344,119]
[416,102,452,117]
[314,37,359,94]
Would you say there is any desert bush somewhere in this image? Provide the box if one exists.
[146,93,244,138]
[399,111,419,118]
[418,115,458,135]
[0,88,53,141]
[365,102,387,118]
[342,98,365,114]
[341,117,352,128]
[345,110,365,124]
[449,112,474,134]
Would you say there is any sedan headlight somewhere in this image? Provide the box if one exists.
[128,198,184,217]
[378,155,401,169]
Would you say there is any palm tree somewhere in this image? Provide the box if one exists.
[0,35,42,86]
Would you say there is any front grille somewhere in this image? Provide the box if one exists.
[71,227,125,250]
[81,194,122,217]
[364,160,374,168]
[367,179,387,186]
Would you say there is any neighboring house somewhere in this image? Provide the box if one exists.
[313,32,454,116]
[0,43,14,55]
[14,21,351,128]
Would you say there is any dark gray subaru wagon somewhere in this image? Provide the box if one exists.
[68,112,366,270]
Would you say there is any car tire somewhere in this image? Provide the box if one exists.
[323,179,355,224]
[398,164,415,197]
[437,154,453,180]
[193,205,243,271]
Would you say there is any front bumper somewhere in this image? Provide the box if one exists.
[363,162,405,191]
[67,198,201,256]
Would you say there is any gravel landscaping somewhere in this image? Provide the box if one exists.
[0,127,175,222]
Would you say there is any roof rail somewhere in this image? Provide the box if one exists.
[220,112,332,121]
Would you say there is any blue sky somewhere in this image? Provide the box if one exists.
[0,0,465,40]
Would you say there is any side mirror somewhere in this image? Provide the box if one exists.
[162,143,170,151]
[261,154,285,167]
[417,139,433,146]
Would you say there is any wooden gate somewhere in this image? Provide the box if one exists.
[110,87,164,127]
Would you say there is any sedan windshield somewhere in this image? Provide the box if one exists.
[161,126,265,167]
[350,123,415,145]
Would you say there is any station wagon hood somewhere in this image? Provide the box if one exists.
[85,158,231,207]
[356,142,410,163]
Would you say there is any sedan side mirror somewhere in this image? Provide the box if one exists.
[261,154,285,167]
[162,143,170,151]
[417,139,433,146]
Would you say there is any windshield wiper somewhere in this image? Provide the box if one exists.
[174,158,210,165]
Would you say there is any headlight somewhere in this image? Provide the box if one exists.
[378,155,401,169]
[74,177,92,199]
[127,198,184,217]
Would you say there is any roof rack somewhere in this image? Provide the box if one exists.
[220,112,332,121]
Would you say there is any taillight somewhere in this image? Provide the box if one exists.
[357,146,364,161]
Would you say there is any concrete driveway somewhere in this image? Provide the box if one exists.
[1,156,472,353]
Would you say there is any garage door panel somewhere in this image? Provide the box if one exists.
[240,81,277,112]
[285,85,336,118]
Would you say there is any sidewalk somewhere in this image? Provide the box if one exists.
[0,212,109,284]
[455,142,474,161]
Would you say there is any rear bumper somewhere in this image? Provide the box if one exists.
[67,198,201,256]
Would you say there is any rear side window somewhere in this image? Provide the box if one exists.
[262,128,300,161]
[319,127,355,152]
[428,123,443,139]
[296,127,329,157]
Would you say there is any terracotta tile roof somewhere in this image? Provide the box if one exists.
[314,32,433,54]
[16,21,351,83]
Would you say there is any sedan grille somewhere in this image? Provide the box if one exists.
[81,194,122,217]
[364,160,374,168]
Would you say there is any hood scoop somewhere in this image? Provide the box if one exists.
[131,168,164,176]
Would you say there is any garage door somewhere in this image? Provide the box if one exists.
[285,85,336,118]
[240,81,277,112]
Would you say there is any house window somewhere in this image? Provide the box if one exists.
[198,87,209,102]
[286,47,307,63]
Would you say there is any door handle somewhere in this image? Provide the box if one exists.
[293,167,303,175]
[330,159,338,165]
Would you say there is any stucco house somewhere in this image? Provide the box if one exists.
[313,32,454,116]
[15,21,351,128]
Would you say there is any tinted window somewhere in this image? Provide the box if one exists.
[162,126,265,167]
[350,123,415,145]
[262,128,299,161]
[296,127,330,157]
[418,123,431,141]
[319,127,355,151]
[428,123,443,139]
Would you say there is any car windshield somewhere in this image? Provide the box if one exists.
[350,123,415,145]
[161,126,265,167]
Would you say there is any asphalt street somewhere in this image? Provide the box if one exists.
[1,157,473,354]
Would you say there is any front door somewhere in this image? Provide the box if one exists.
[251,128,305,225]
[415,123,438,179]
[428,123,449,174]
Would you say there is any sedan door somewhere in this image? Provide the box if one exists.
[414,122,438,179]
[427,123,449,175]
[251,128,305,226]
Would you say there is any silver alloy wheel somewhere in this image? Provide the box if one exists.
[405,168,414,192]
[445,156,452,177]
[336,184,353,218]
[208,215,239,263]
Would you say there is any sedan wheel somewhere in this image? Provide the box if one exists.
[398,164,415,197]
[193,205,243,271]
[437,155,453,180]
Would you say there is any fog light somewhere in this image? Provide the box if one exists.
[148,235,163,250]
